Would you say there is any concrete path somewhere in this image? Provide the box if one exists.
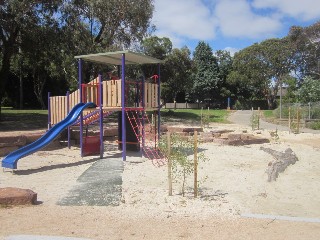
[58,158,123,206]
[228,110,320,134]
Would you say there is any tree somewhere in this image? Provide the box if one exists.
[297,76,320,103]
[60,0,155,84]
[227,43,266,104]
[0,0,155,114]
[162,47,193,102]
[288,21,320,81]
[141,36,172,60]
[61,0,154,51]
[191,41,220,103]
[215,50,233,99]
[0,1,60,117]
[228,38,293,109]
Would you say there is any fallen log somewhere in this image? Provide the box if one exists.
[260,147,298,182]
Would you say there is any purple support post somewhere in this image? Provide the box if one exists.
[157,63,161,143]
[78,59,84,157]
[99,74,104,158]
[141,75,145,150]
[48,92,51,130]
[121,54,126,161]
[67,91,71,149]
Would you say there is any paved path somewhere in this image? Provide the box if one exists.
[228,110,320,134]
[58,158,123,206]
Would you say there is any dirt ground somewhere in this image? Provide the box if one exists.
[0,120,320,239]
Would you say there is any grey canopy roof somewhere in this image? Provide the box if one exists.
[75,50,162,65]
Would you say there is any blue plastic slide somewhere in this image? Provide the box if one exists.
[1,102,96,169]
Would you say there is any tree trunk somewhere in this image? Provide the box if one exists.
[33,75,47,110]
[0,49,13,121]
[260,147,298,181]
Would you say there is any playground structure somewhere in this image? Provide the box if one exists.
[50,51,164,163]
[1,51,165,170]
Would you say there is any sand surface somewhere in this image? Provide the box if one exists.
[0,122,320,239]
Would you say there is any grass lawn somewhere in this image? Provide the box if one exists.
[161,109,230,124]
[263,110,274,118]
[0,107,231,132]
[0,108,48,131]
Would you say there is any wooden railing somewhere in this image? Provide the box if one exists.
[49,78,158,125]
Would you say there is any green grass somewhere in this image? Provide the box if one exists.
[0,108,48,131]
[1,108,47,115]
[161,109,230,123]
[263,110,274,118]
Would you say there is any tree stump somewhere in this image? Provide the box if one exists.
[260,147,298,182]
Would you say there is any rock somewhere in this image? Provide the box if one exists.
[212,132,222,138]
[167,126,203,133]
[0,146,19,157]
[25,132,46,144]
[226,138,270,146]
[0,187,37,205]
[0,136,27,148]
[225,133,269,146]
[104,127,118,137]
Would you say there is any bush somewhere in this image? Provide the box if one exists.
[306,121,320,130]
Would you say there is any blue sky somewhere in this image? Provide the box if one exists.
[151,0,320,55]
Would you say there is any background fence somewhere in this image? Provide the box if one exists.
[165,103,207,109]
[273,101,320,130]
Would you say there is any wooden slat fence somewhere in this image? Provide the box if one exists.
[49,78,158,125]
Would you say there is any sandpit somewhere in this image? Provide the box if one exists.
[0,122,319,239]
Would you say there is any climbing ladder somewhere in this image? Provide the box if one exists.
[126,110,166,167]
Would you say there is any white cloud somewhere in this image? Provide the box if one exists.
[152,0,217,44]
[253,0,320,21]
[151,0,319,50]
[215,0,282,39]
[224,47,239,56]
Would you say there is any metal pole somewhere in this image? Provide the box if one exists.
[67,91,70,149]
[194,130,198,198]
[280,80,282,119]
[157,63,161,143]
[167,132,172,196]
[78,59,84,157]
[142,75,145,150]
[99,74,104,158]
[308,102,311,120]
[121,54,126,161]
[47,92,51,130]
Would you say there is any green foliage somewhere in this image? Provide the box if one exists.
[297,76,320,103]
[159,133,207,197]
[216,50,233,98]
[162,47,193,102]
[0,0,154,112]
[307,121,320,130]
[250,110,260,130]
[288,22,320,80]
[201,108,211,128]
[228,38,293,109]
[191,41,220,101]
[141,36,172,60]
